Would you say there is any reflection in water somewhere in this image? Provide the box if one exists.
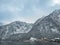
[0,41,60,45]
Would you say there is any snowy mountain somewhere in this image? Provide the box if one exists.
[30,9,60,39]
[1,9,60,41]
[0,21,33,40]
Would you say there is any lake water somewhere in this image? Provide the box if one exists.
[0,41,60,45]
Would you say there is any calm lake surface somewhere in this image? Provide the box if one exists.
[0,41,60,45]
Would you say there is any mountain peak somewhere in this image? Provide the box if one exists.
[12,21,24,23]
[30,9,60,39]
[52,9,60,15]
[0,21,33,40]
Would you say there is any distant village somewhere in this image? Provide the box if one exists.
[24,37,60,43]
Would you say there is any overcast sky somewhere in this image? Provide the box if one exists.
[0,0,60,24]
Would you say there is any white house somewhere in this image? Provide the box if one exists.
[30,37,37,41]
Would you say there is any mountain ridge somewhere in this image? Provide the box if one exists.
[29,9,60,39]
[0,21,33,40]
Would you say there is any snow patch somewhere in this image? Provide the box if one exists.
[30,37,37,41]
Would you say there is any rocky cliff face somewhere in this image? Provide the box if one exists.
[30,9,60,39]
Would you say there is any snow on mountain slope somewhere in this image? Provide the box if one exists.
[30,9,60,39]
[0,21,33,40]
